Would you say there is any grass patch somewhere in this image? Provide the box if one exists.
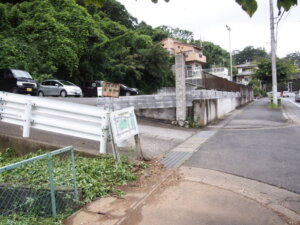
[268,97,282,109]
[0,214,66,225]
[268,102,282,109]
[0,148,147,224]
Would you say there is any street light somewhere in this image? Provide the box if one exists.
[226,25,233,81]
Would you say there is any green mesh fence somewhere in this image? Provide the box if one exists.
[0,146,79,221]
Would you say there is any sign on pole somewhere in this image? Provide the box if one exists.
[97,87,103,97]
[102,82,120,98]
[109,107,138,143]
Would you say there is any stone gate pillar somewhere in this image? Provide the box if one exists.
[175,54,186,121]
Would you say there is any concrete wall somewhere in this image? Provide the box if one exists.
[0,133,59,156]
[136,108,176,121]
[97,89,252,126]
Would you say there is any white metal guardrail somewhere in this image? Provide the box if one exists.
[0,92,109,153]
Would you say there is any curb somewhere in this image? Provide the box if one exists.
[159,100,300,224]
[282,102,300,125]
[181,166,300,223]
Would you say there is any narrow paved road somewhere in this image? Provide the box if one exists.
[119,98,297,225]
[185,99,300,194]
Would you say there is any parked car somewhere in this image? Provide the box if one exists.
[281,91,290,98]
[295,91,300,102]
[80,81,138,97]
[38,80,82,97]
[0,69,38,95]
[81,80,104,97]
[119,84,138,96]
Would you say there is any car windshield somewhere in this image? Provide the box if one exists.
[11,69,32,79]
[59,80,76,86]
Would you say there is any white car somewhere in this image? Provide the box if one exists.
[281,91,291,98]
[38,80,82,97]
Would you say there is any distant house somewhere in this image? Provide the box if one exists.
[203,67,230,80]
[235,62,258,85]
[160,38,206,76]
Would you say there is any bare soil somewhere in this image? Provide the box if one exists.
[63,159,177,225]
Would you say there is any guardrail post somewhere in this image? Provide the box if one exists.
[100,130,108,154]
[48,155,57,217]
[23,100,33,138]
[100,114,109,154]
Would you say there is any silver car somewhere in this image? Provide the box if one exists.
[38,80,82,97]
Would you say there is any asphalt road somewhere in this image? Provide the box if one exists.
[185,99,300,194]
[283,97,300,119]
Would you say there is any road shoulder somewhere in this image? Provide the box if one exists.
[181,166,300,224]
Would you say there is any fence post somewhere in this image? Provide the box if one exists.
[23,100,33,138]
[70,148,79,202]
[175,54,186,121]
[48,155,57,217]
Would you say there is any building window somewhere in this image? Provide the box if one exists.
[184,50,192,55]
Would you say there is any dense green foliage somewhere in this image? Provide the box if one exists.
[192,40,230,69]
[236,0,297,17]
[101,0,137,28]
[255,58,297,84]
[148,0,297,17]
[248,78,267,98]
[0,149,145,202]
[135,22,168,42]
[233,46,268,65]
[159,25,194,43]
[0,148,146,224]
[285,51,300,66]
[0,0,174,93]
[0,214,65,225]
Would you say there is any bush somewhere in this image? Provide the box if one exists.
[269,97,281,108]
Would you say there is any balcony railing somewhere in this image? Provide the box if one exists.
[185,53,206,63]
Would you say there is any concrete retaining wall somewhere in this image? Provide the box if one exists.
[0,133,59,156]
[97,89,252,125]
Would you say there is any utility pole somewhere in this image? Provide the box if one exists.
[226,25,233,81]
[269,0,278,105]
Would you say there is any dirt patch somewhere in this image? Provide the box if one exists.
[120,170,182,225]
[64,159,177,225]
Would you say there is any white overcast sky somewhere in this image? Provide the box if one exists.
[118,0,300,58]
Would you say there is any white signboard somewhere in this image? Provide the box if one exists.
[97,87,103,97]
[109,107,138,143]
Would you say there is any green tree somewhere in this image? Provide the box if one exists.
[135,22,168,42]
[91,31,173,93]
[255,58,297,84]
[0,0,174,93]
[236,0,297,17]
[233,46,268,65]
[158,25,194,43]
[248,78,267,98]
[101,0,137,28]
[284,52,300,66]
[192,40,229,69]
[0,0,98,81]
[146,0,297,17]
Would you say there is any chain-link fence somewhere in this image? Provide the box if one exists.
[0,146,79,220]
